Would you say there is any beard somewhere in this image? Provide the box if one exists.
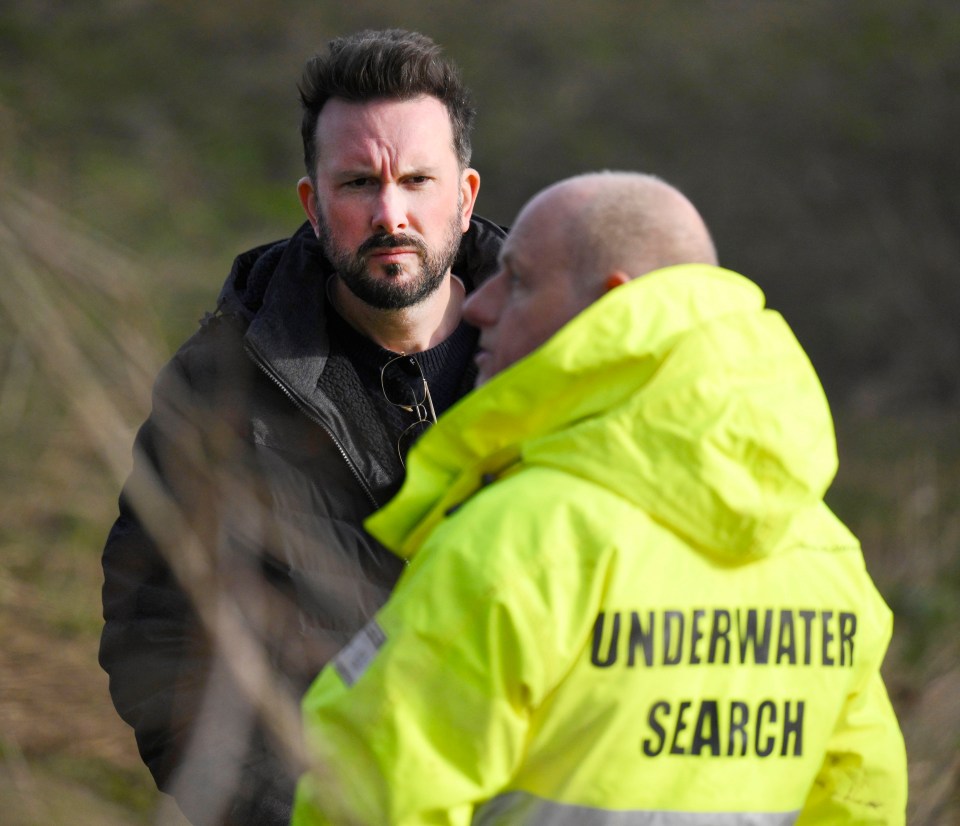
[317,205,464,311]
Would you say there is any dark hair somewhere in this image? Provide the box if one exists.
[298,29,475,179]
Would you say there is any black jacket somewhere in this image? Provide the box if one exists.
[99,217,505,825]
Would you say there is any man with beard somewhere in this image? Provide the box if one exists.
[98,29,505,826]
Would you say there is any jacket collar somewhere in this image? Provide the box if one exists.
[234,217,506,507]
[240,214,506,402]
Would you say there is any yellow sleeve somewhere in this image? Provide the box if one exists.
[796,605,907,825]
[291,470,604,825]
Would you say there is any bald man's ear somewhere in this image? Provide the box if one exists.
[603,271,631,293]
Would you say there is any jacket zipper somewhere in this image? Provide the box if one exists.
[244,340,381,511]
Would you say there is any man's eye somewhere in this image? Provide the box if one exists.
[405,176,430,185]
[344,178,373,188]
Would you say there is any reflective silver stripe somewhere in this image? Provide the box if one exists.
[473,792,799,826]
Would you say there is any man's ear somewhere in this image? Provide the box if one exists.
[459,168,481,232]
[604,270,631,293]
[297,176,320,236]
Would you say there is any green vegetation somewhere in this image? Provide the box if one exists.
[1,1,957,822]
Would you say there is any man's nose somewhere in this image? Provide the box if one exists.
[463,271,507,328]
[371,185,408,235]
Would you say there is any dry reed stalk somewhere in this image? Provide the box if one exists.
[0,179,309,817]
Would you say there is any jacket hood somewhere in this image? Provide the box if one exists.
[366,265,838,563]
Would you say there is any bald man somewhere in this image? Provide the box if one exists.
[467,172,718,385]
[292,173,907,825]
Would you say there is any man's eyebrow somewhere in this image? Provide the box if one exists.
[401,164,441,177]
[332,168,376,182]
[331,164,442,181]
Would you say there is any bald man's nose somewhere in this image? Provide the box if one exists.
[464,271,509,327]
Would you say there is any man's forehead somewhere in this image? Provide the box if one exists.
[315,96,456,157]
[501,198,561,262]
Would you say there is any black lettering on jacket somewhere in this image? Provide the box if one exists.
[640,698,805,758]
[821,611,835,666]
[663,611,685,666]
[628,611,655,667]
[708,609,732,664]
[642,701,670,756]
[839,612,856,666]
[755,700,777,757]
[737,609,773,665]
[589,608,858,668]
[799,610,816,664]
[669,700,692,754]
[728,701,749,756]
[591,612,620,667]
[776,609,797,665]
[781,700,805,756]
[689,609,706,665]
[690,700,720,756]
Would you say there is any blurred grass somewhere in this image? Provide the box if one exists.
[828,412,960,823]
[0,176,301,824]
[0,180,189,824]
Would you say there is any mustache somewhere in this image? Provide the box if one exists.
[357,233,427,257]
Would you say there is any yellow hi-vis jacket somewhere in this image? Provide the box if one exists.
[292,265,907,825]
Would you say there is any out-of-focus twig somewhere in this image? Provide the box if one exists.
[0,179,308,812]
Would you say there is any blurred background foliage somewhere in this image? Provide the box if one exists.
[0,0,957,823]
